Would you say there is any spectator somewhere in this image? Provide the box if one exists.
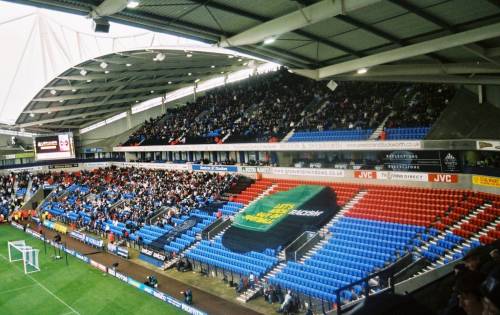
[236,277,245,293]
[278,290,293,314]
[304,302,313,315]
[464,247,491,275]
[481,269,500,315]
[182,288,193,305]
[455,270,486,315]
[248,272,255,289]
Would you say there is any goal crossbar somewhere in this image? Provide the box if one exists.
[8,240,40,274]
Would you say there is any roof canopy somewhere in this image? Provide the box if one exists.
[2,0,500,132]
[0,1,265,131]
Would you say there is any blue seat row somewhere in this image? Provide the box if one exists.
[289,129,373,142]
[385,127,430,134]
[268,277,337,302]
[385,127,431,140]
[289,135,369,142]
[218,203,244,216]
[271,217,418,304]
[186,237,278,277]
[286,261,361,283]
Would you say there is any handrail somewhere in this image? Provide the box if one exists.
[146,206,169,225]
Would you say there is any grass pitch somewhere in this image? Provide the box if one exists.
[0,224,185,315]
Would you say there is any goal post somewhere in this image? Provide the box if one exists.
[23,248,40,274]
[8,240,26,262]
[8,240,41,274]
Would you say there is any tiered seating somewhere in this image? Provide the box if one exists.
[385,127,430,140]
[100,220,131,237]
[269,217,422,303]
[218,202,245,216]
[185,237,278,278]
[0,202,10,217]
[131,210,218,257]
[42,201,64,216]
[268,179,360,206]
[266,185,484,305]
[455,204,500,241]
[288,129,372,142]
[430,195,477,231]
[40,184,96,222]
[482,222,500,245]
[130,224,172,245]
[232,179,273,204]
[417,195,499,264]
[421,232,469,263]
[165,233,198,253]
[346,186,463,226]
[477,197,500,245]
[164,210,217,253]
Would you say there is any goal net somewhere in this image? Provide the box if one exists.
[8,240,40,274]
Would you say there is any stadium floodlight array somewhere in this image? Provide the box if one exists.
[8,240,40,274]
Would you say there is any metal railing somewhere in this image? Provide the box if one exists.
[284,231,320,261]
[202,218,231,240]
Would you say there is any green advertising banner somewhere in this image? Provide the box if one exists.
[233,185,324,232]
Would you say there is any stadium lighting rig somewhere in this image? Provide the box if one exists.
[263,37,276,45]
[127,0,139,8]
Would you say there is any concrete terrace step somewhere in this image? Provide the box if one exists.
[162,257,180,270]
[237,262,287,303]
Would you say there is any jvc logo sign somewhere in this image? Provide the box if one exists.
[354,171,377,179]
[428,173,458,183]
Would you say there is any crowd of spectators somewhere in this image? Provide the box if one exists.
[466,153,500,169]
[385,84,454,128]
[0,173,17,221]
[298,82,400,131]
[41,167,237,233]
[0,172,41,222]
[123,68,455,146]
[124,68,328,145]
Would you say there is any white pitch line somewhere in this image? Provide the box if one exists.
[0,254,81,315]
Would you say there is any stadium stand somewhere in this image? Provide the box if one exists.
[262,187,499,309]
[178,178,497,311]
[0,172,35,219]
[122,70,455,146]
[39,167,237,237]
[34,177,500,311]
[124,69,327,145]
[2,2,500,315]
[3,167,499,314]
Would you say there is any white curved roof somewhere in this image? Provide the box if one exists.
[0,1,261,127]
